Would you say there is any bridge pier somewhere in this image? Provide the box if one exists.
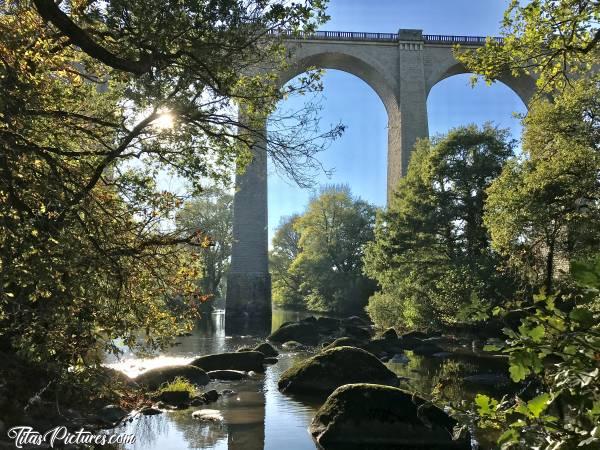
[225,125,272,335]
[225,29,535,333]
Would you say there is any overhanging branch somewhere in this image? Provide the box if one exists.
[32,0,153,75]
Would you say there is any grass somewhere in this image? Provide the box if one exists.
[158,377,198,396]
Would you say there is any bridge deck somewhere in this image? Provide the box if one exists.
[270,30,503,46]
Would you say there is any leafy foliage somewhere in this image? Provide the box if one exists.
[270,185,377,314]
[484,80,600,294]
[456,0,599,96]
[271,214,304,309]
[468,259,600,449]
[0,0,333,406]
[364,125,517,329]
[176,187,233,304]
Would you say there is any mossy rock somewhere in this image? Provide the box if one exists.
[381,328,398,340]
[366,338,406,355]
[342,325,372,340]
[190,351,265,372]
[310,383,470,449]
[412,343,445,356]
[268,322,321,346]
[156,390,190,407]
[134,365,210,391]
[341,316,369,327]
[322,337,367,352]
[278,346,398,395]
[253,342,279,357]
[315,317,341,332]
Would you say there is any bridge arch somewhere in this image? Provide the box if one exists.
[424,50,536,105]
[225,30,537,332]
[279,51,400,121]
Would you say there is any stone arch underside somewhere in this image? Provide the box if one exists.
[424,52,537,106]
[277,46,403,201]
[279,51,400,121]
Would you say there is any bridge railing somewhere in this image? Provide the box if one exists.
[423,34,503,45]
[267,30,503,45]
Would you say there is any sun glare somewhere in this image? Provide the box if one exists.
[153,109,175,130]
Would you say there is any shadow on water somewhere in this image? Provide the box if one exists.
[108,309,510,450]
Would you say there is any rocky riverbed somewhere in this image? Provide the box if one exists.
[1,309,520,449]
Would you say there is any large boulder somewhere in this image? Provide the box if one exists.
[253,342,279,357]
[412,342,445,356]
[156,390,190,407]
[342,325,372,340]
[278,346,398,395]
[316,317,341,333]
[341,316,369,327]
[310,384,470,449]
[366,338,406,355]
[135,365,210,390]
[268,322,321,346]
[322,337,367,351]
[381,327,398,340]
[190,351,265,372]
[207,370,248,381]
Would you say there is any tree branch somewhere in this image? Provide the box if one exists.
[32,0,153,75]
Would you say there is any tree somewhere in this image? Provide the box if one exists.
[452,3,600,448]
[484,82,600,293]
[364,125,517,330]
[466,259,600,449]
[176,187,233,304]
[456,0,599,96]
[270,214,304,309]
[0,0,334,407]
[271,185,377,314]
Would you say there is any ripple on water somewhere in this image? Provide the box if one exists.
[107,310,322,450]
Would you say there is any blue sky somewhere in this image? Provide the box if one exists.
[267,0,527,243]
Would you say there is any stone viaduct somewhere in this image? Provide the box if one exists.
[225,29,536,332]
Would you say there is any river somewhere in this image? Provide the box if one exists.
[105,309,510,450]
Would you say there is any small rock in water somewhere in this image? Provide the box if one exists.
[191,409,223,422]
[220,389,237,397]
[381,327,398,340]
[156,390,190,407]
[281,341,304,350]
[390,353,409,364]
[140,407,162,416]
[190,397,205,406]
[253,342,279,357]
[207,370,248,381]
[202,389,220,403]
[98,405,127,424]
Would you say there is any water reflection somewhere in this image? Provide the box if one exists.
[109,309,504,450]
[110,309,319,450]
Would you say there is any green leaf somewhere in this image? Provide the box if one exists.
[527,393,551,418]
[498,428,519,446]
[509,363,530,382]
[475,394,498,416]
[569,308,594,327]
[571,258,600,290]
